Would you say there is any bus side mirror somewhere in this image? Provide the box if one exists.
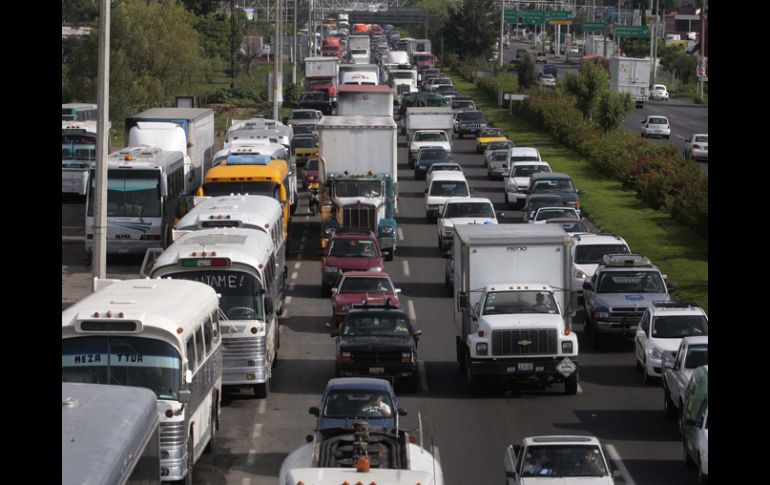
[458,292,469,310]
[139,248,164,278]
[178,390,191,403]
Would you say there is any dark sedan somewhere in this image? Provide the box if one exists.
[413,146,452,178]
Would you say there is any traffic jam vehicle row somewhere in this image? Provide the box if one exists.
[62,16,708,485]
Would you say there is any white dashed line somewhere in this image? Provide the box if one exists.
[577,384,583,394]
[432,445,442,466]
[294,262,301,269]
[291,272,298,280]
[258,400,266,414]
[284,296,293,306]
[675,134,686,140]
[403,260,411,276]
[605,444,636,485]
[407,300,417,321]
[398,227,404,241]
[241,478,251,485]
[246,448,257,465]
[252,423,263,438]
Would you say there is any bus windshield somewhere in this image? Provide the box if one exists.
[203,181,282,200]
[62,336,181,400]
[167,270,264,321]
[88,169,161,217]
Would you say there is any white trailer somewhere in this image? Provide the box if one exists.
[405,107,454,142]
[336,84,394,116]
[610,56,652,107]
[304,56,339,79]
[318,115,397,184]
[452,224,579,395]
[339,63,380,85]
[125,108,215,191]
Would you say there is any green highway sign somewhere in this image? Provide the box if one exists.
[505,10,545,24]
[615,25,649,37]
[581,22,606,33]
[545,11,573,21]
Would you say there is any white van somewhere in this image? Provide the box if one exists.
[425,171,470,221]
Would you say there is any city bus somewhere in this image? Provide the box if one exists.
[62,278,222,483]
[85,146,187,255]
[62,382,161,485]
[62,102,98,121]
[197,153,293,231]
[141,228,282,398]
[62,121,97,195]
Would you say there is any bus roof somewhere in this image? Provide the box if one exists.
[214,142,288,165]
[62,103,98,110]
[107,146,185,171]
[62,120,98,134]
[175,195,282,234]
[61,279,218,342]
[204,157,289,183]
[62,383,158,485]
[151,228,275,277]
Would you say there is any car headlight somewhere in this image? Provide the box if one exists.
[323,227,335,236]
[340,305,350,312]
[324,266,339,273]
[561,341,574,354]
[575,269,588,280]
[595,311,610,319]
[648,345,663,360]
[368,266,383,272]
[442,228,453,237]
[380,226,394,235]
[476,343,488,355]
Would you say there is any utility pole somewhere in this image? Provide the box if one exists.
[92,0,110,280]
[698,0,706,99]
[292,0,298,85]
[272,0,282,121]
[499,0,505,70]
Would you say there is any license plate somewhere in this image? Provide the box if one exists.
[369,367,385,374]
[114,234,132,240]
[518,363,534,371]
[506,366,517,373]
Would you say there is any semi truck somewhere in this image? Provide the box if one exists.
[304,56,340,99]
[336,84,393,117]
[347,34,371,64]
[321,36,343,58]
[452,224,580,396]
[610,56,652,108]
[317,115,398,259]
[125,108,215,192]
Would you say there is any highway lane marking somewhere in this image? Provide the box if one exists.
[688,120,699,125]
[577,384,583,394]
[258,399,266,414]
[285,296,293,306]
[675,135,686,140]
[432,445,442,466]
[246,448,257,465]
[398,227,404,241]
[291,272,298,280]
[294,262,301,269]
[403,260,411,276]
[407,300,417,321]
[251,423,263,438]
[241,479,250,485]
[418,360,430,394]
[605,444,636,485]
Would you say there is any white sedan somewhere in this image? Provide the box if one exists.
[540,74,557,88]
[684,134,708,161]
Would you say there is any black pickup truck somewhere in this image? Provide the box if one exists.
[298,91,335,115]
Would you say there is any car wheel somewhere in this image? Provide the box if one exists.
[204,405,216,454]
[438,236,444,252]
[664,388,676,419]
[564,370,578,395]
[665,135,670,140]
[321,282,330,297]
[642,364,651,385]
[466,354,483,396]
[635,355,643,371]
[683,436,695,468]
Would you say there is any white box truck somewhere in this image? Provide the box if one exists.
[125,108,215,192]
[452,224,579,396]
[336,85,394,116]
[304,56,339,79]
[405,107,453,142]
[339,64,380,85]
[610,56,652,107]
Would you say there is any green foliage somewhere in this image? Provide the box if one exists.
[517,55,537,89]
[195,13,235,64]
[62,0,98,24]
[181,0,219,16]
[595,92,635,132]
[658,43,698,84]
[441,0,498,62]
[621,38,651,58]
[562,61,609,122]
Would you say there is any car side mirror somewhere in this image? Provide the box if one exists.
[667,281,677,291]
[497,212,505,218]
[458,292,469,309]
[582,281,594,291]
[612,470,623,479]
[330,287,338,295]
[398,408,408,416]
[309,406,320,416]
[413,330,422,338]
[395,288,402,294]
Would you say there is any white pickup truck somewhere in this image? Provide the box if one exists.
[662,336,709,421]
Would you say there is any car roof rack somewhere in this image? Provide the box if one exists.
[601,253,652,267]
[332,227,376,237]
[350,298,400,311]
[652,301,702,309]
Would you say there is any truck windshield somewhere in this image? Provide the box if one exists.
[334,180,383,197]
[652,316,708,339]
[392,72,413,79]
[575,244,630,264]
[458,112,485,122]
[165,270,264,321]
[342,314,412,337]
[415,132,448,142]
[62,336,181,401]
[482,290,558,315]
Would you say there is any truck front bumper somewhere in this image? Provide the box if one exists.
[469,356,578,381]
[593,319,638,338]
[378,235,396,251]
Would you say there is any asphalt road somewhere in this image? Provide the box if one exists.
[62,130,700,484]
[501,39,708,173]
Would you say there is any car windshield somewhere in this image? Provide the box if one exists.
[511,164,549,177]
[550,220,588,233]
[652,315,708,338]
[575,244,630,264]
[292,111,319,120]
[482,290,558,315]
[536,208,577,221]
[491,152,509,161]
[322,389,394,419]
[528,198,562,210]
[293,137,317,148]
[488,141,513,151]
[430,181,469,196]
[339,277,394,294]
[597,271,665,293]
[649,117,668,125]
[419,149,449,160]
[430,165,461,173]
[480,129,503,137]
[533,179,576,192]
[458,112,485,122]
[342,313,413,337]
[328,239,379,258]
[684,344,709,369]
[445,202,494,218]
[415,132,448,142]
[521,445,608,478]
[452,101,474,109]
[510,156,540,163]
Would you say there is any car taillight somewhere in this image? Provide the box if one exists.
[693,144,701,149]
[401,352,413,363]
[338,351,352,362]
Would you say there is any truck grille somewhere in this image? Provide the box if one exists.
[609,308,644,324]
[342,204,376,231]
[160,421,185,447]
[491,329,558,356]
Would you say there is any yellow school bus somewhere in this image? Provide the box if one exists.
[197,154,290,238]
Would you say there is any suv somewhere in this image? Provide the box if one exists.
[437,198,498,251]
[640,115,671,139]
[331,271,401,324]
[528,172,581,215]
[308,377,407,430]
[298,91,335,115]
[504,435,619,484]
[571,233,631,302]
[662,336,709,422]
[288,109,324,128]
[454,110,488,139]
[583,254,674,350]
[322,230,385,296]
[504,159,550,209]
[331,305,422,392]
[635,302,708,383]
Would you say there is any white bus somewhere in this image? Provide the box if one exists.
[62,121,97,195]
[85,146,186,255]
[62,383,161,485]
[62,278,222,484]
[142,228,282,398]
[62,102,98,122]
[213,140,289,167]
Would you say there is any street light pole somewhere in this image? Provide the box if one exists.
[92,0,111,281]
[500,0,505,69]
[698,0,706,99]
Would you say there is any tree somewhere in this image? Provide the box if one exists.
[563,61,609,122]
[441,0,498,62]
[596,92,635,132]
[658,43,697,84]
[517,55,537,89]
[62,0,98,25]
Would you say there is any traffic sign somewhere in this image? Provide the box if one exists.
[615,25,649,37]
[545,11,572,21]
[582,22,606,33]
[505,10,545,25]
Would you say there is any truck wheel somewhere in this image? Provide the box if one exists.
[564,370,579,395]
[664,388,676,419]
[385,250,394,261]
[438,236,444,252]
[683,437,695,468]
[184,431,195,485]
[642,363,652,385]
[253,379,269,399]
[204,405,216,454]
[465,354,483,396]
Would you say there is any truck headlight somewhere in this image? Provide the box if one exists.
[595,311,610,319]
[574,269,588,280]
[561,341,574,354]
[476,343,488,355]
[380,226,394,235]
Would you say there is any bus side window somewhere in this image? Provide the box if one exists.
[186,336,197,372]
[203,316,213,355]
[195,326,206,360]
